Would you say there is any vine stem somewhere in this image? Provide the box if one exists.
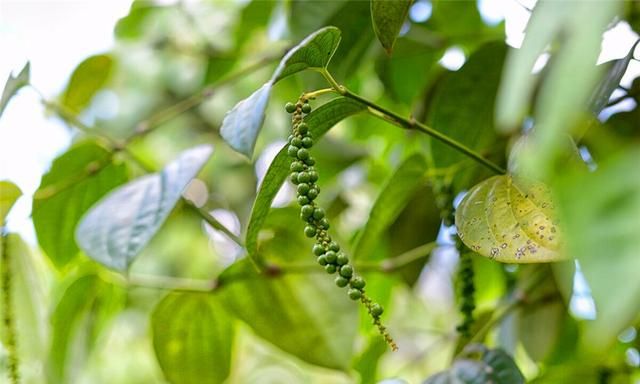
[319,69,506,175]
[124,241,437,293]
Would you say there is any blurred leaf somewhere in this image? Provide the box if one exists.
[427,41,507,190]
[0,234,49,371]
[288,0,346,38]
[517,265,566,362]
[76,145,213,271]
[0,180,22,226]
[555,148,640,352]
[62,54,114,112]
[353,337,387,384]
[426,0,496,47]
[588,39,640,114]
[455,175,562,263]
[496,1,619,177]
[424,346,525,384]
[220,26,342,157]
[234,0,275,47]
[370,0,412,54]
[375,38,439,104]
[48,273,125,383]
[218,257,358,371]
[326,1,375,82]
[245,97,365,258]
[114,0,157,40]
[152,292,234,384]
[606,108,640,138]
[0,62,30,119]
[204,56,236,85]
[32,141,128,269]
[353,153,428,261]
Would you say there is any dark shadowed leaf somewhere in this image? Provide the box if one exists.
[353,153,428,260]
[76,145,213,271]
[0,62,30,119]
[32,141,128,269]
[245,97,365,258]
[152,293,234,384]
[61,54,114,112]
[371,0,412,54]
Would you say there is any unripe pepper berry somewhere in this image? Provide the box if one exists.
[370,303,384,317]
[301,204,314,217]
[287,145,299,157]
[298,123,309,134]
[285,102,296,113]
[325,264,337,274]
[350,276,366,289]
[297,183,310,195]
[297,148,310,160]
[339,265,353,278]
[335,276,349,287]
[348,288,362,300]
[304,225,317,238]
[301,103,312,114]
[301,137,313,148]
[336,253,349,265]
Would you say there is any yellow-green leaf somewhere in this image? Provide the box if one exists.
[0,181,22,226]
[455,175,563,263]
[62,54,114,112]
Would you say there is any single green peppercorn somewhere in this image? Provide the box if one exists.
[339,264,353,278]
[301,137,313,148]
[290,173,299,184]
[291,137,302,147]
[298,123,309,134]
[297,196,310,205]
[325,264,337,274]
[370,303,383,317]
[308,170,319,182]
[301,103,312,114]
[307,188,319,200]
[335,276,349,287]
[285,102,296,113]
[290,161,304,172]
[301,205,314,217]
[297,183,310,195]
[304,225,316,238]
[312,208,325,220]
[318,217,330,229]
[297,172,310,183]
[348,288,362,300]
[350,276,366,289]
[336,253,349,265]
[297,148,310,160]
[329,242,340,252]
[313,244,325,256]
[317,255,328,266]
[287,145,299,157]
[324,250,337,263]
[304,157,316,166]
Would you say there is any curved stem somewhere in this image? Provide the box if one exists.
[319,69,506,175]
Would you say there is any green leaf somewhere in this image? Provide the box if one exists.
[455,175,563,263]
[76,145,213,271]
[427,41,507,190]
[588,39,640,114]
[375,38,439,104]
[62,54,114,112]
[152,293,234,384]
[0,181,22,226]
[555,148,640,352]
[425,347,525,384]
[370,0,412,54]
[352,153,428,260]
[32,141,128,269]
[114,0,157,40]
[220,26,341,158]
[218,257,358,370]
[47,273,125,383]
[0,62,30,119]
[245,97,365,258]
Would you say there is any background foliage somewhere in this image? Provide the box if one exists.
[1,1,640,383]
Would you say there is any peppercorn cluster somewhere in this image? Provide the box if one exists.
[456,242,476,338]
[285,99,394,348]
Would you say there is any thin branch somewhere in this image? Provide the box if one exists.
[184,200,245,248]
[319,69,506,175]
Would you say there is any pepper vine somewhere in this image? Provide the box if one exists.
[285,96,397,351]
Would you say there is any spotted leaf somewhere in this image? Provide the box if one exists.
[455,175,563,263]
